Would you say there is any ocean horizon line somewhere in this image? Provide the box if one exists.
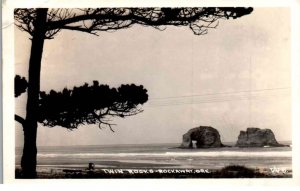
[15,140,292,149]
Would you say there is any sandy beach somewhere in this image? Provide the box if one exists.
[15,164,292,179]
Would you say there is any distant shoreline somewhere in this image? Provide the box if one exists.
[15,140,292,149]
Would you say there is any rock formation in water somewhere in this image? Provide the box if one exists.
[180,126,224,148]
[236,127,285,147]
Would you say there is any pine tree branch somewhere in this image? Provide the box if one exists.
[15,114,26,127]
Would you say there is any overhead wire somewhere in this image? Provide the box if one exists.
[145,87,290,108]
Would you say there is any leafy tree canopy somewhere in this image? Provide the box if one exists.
[15,75,28,97]
[38,81,148,131]
[14,7,253,39]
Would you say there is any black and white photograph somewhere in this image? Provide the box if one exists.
[3,0,299,183]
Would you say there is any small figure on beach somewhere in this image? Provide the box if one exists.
[87,162,95,171]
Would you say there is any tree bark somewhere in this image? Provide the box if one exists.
[20,8,48,178]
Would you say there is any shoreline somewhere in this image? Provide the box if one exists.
[15,143,292,178]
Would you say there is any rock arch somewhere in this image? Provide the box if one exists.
[180,126,224,148]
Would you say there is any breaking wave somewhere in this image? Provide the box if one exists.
[37,151,292,158]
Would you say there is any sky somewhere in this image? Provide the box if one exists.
[15,8,291,147]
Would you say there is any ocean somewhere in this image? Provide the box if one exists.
[15,142,292,172]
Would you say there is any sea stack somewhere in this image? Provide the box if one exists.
[236,127,284,147]
[181,126,224,148]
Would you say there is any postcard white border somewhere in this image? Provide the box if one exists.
[2,0,300,187]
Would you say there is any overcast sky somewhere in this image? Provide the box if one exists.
[15,8,291,146]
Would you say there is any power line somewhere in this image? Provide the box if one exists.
[149,87,290,100]
[145,87,290,107]
[146,93,289,107]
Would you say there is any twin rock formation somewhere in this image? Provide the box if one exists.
[180,126,284,149]
[236,127,285,147]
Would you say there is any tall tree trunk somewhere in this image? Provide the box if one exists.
[20,8,48,178]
